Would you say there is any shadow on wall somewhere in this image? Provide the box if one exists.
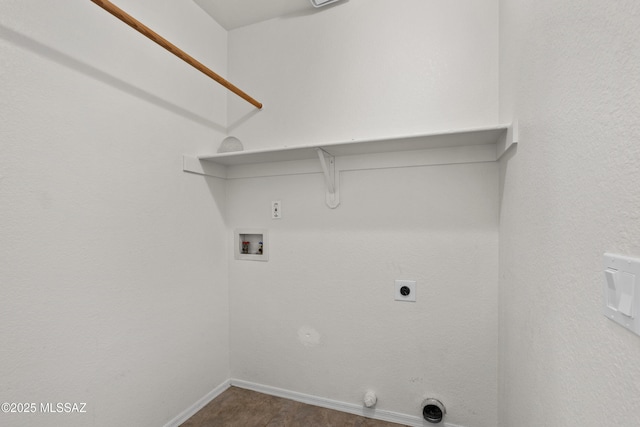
[0,24,226,133]
[227,107,261,133]
[498,143,518,214]
[204,175,229,227]
[205,161,500,234]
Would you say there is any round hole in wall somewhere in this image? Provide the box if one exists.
[422,398,446,424]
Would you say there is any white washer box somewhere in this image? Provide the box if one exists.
[235,229,269,261]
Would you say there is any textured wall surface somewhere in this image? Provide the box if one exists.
[227,0,499,150]
[227,162,499,427]
[498,1,640,426]
[224,2,502,425]
[0,1,229,426]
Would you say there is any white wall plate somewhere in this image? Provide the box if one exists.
[395,280,416,302]
[603,253,640,336]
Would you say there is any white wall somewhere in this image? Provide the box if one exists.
[498,1,640,426]
[227,0,499,150]
[0,1,229,426]
[225,3,501,425]
[227,162,499,427]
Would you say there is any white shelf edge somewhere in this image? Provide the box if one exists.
[496,119,518,159]
[183,123,517,179]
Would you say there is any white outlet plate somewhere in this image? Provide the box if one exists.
[272,201,282,219]
[395,280,416,302]
[603,253,640,336]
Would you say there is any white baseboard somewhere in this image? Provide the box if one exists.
[230,379,467,427]
[163,379,231,427]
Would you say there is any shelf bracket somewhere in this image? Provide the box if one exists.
[316,148,340,209]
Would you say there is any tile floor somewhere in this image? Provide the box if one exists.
[180,387,408,427]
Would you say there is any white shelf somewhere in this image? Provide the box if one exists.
[183,123,517,208]
[196,124,513,167]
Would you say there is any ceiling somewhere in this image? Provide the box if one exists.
[194,0,317,30]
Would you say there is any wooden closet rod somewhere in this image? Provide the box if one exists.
[90,0,263,109]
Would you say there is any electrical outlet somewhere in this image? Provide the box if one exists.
[272,201,282,219]
[395,280,416,302]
